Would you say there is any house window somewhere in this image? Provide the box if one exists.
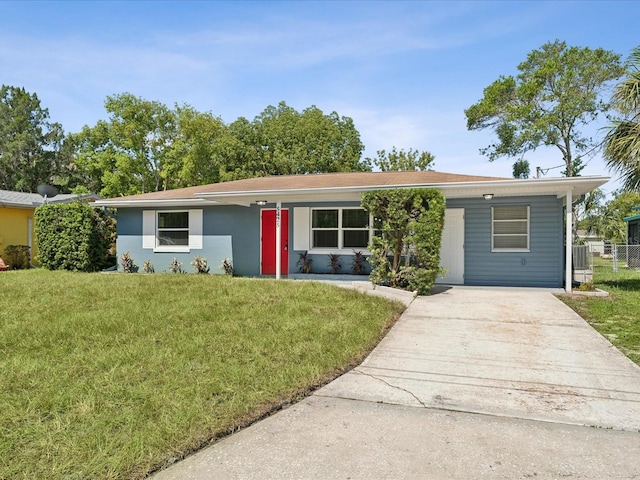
[157,212,189,246]
[492,205,529,251]
[142,209,203,252]
[311,208,372,250]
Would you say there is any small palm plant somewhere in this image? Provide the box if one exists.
[351,250,368,275]
[328,253,342,274]
[296,251,313,273]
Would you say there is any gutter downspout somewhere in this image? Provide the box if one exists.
[565,189,573,293]
[28,216,33,267]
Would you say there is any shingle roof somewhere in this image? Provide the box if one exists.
[0,189,99,208]
[101,170,509,202]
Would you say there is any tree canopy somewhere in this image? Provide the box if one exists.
[365,147,434,171]
[580,190,640,243]
[604,45,640,191]
[0,85,67,192]
[71,93,182,197]
[71,98,368,197]
[465,40,624,177]
[219,102,367,179]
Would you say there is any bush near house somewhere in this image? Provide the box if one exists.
[362,188,445,295]
[4,245,30,269]
[35,202,115,272]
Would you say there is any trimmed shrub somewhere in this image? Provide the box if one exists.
[35,202,116,272]
[361,188,445,295]
[4,245,30,269]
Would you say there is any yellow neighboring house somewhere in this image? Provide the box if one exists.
[0,189,99,266]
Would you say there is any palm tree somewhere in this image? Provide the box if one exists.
[604,46,640,190]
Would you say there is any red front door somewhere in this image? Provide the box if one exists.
[261,209,289,275]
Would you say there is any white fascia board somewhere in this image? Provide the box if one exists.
[93,175,610,208]
[193,176,610,202]
[91,199,220,208]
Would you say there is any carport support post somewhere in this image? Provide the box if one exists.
[276,200,282,280]
[565,189,573,293]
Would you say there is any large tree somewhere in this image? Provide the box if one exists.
[465,40,624,177]
[228,101,367,177]
[71,93,178,197]
[365,147,435,171]
[165,105,226,187]
[581,190,640,243]
[604,45,640,191]
[0,85,66,192]
[72,98,367,197]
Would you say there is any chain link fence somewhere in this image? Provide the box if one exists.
[612,244,640,272]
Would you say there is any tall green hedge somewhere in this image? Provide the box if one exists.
[35,202,115,272]
[361,188,446,295]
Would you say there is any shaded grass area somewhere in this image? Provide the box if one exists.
[0,271,404,479]
[560,257,640,365]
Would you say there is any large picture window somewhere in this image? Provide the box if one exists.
[492,205,529,251]
[311,208,372,250]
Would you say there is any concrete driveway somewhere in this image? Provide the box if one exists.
[153,286,640,479]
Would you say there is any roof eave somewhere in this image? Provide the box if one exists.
[92,198,223,208]
[194,176,610,201]
[94,175,610,207]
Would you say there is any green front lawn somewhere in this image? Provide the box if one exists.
[0,270,403,479]
[560,257,640,365]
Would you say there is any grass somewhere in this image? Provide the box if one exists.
[559,257,640,366]
[0,270,404,480]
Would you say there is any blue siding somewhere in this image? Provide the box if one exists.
[117,206,258,275]
[115,195,564,286]
[447,195,564,287]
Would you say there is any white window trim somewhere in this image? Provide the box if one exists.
[309,207,374,254]
[142,209,203,253]
[491,205,530,252]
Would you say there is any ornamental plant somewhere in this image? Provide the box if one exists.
[169,257,184,274]
[220,258,233,275]
[361,188,445,295]
[296,250,313,273]
[191,256,210,274]
[120,252,137,273]
[4,245,30,269]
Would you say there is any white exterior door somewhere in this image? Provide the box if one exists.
[437,208,464,284]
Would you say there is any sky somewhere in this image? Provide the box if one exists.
[1,0,638,196]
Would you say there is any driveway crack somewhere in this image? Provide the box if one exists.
[354,368,428,408]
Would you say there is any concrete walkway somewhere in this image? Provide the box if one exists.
[152,286,640,479]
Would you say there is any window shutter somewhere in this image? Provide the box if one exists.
[293,207,310,251]
[142,210,156,249]
[189,209,203,249]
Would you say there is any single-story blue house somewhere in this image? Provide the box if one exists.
[93,170,608,292]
